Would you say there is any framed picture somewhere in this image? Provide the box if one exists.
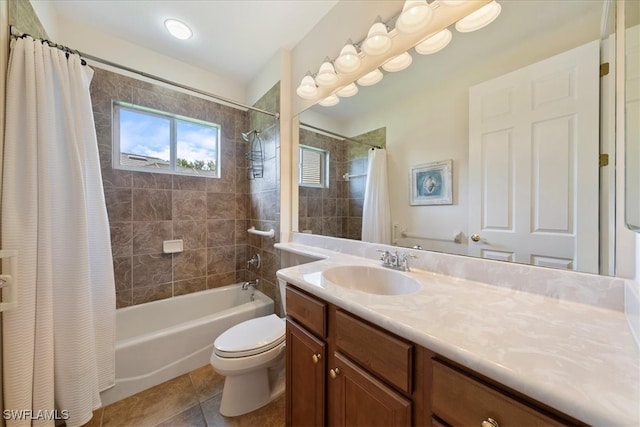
[410,160,453,206]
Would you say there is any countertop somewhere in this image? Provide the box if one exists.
[275,242,640,426]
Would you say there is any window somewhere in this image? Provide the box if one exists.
[299,145,329,188]
[113,102,220,177]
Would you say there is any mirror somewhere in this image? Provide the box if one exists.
[626,0,640,231]
[296,0,616,275]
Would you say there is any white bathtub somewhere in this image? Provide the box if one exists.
[100,284,274,406]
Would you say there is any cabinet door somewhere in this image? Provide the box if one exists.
[328,352,412,427]
[286,319,326,427]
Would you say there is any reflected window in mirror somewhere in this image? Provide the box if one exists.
[299,145,329,188]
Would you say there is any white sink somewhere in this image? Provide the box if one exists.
[321,265,421,296]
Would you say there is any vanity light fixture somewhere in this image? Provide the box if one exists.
[334,40,362,74]
[296,0,502,103]
[361,17,392,56]
[164,19,193,40]
[315,59,339,87]
[357,68,384,86]
[454,1,502,32]
[382,52,413,72]
[296,73,319,100]
[319,94,340,107]
[415,29,452,54]
[396,0,434,34]
[336,83,359,97]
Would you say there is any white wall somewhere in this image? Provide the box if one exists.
[29,3,248,104]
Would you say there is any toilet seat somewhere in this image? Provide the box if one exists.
[214,314,285,358]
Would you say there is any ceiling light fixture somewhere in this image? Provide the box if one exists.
[455,1,502,32]
[296,73,319,100]
[336,83,359,98]
[396,0,433,34]
[357,69,384,86]
[334,40,362,74]
[415,29,452,55]
[315,59,339,86]
[382,52,413,72]
[164,19,193,40]
[361,17,392,56]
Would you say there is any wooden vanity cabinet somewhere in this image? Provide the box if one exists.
[285,284,425,426]
[285,283,581,427]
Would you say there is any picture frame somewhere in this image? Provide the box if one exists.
[409,160,453,206]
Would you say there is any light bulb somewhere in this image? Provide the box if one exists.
[334,43,361,74]
[319,94,340,107]
[382,52,413,72]
[357,69,384,86]
[362,21,392,56]
[336,83,358,98]
[415,29,452,55]
[455,1,502,32]
[296,75,318,100]
[396,0,433,34]
[315,61,338,87]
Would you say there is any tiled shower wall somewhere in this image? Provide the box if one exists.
[91,68,260,308]
[246,83,283,316]
[298,127,386,241]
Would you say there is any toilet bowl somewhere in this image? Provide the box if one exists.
[210,313,286,417]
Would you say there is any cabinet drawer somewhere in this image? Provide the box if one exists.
[432,361,566,426]
[286,286,327,338]
[335,309,413,394]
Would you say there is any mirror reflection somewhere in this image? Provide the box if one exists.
[626,0,640,231]
[297,0,615,276]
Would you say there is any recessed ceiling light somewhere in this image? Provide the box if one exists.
[164,19,193,40]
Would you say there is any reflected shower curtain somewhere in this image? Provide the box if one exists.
[2,36,115,426]
[362,148,392,244]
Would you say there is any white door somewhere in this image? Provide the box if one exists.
[468,40,600,273]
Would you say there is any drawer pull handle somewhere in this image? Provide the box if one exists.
[481,418,499,427]
[329,368,340,379]
[312,353,321,364]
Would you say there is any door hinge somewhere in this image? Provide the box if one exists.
[600,62,610,77]
[600,153,609,167]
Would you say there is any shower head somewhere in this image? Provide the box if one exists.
[242,129,260,142]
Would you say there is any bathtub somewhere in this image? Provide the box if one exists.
[100,284,274,406]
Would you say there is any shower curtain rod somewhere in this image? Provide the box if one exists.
[9,26,280,119]
[299,122,382,149]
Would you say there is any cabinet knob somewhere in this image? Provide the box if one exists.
[312,353,321,364]
[471,233,482,242]
[329,368,340,379]
[481,418,499,427]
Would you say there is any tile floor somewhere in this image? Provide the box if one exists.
[83,365,285,427]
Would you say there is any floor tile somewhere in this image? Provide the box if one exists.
[102,374,199,427]
[155,404,207,427]
[189,365,225,403]
[200,393,285,427]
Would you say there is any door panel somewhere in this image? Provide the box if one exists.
[469,40,600,273]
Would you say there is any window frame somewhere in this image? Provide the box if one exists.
[112,101,221,178]
[299,144,329,189]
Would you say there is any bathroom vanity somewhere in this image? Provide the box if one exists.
[276,236,640,426]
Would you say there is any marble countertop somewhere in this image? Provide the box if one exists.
[275,242,640,427]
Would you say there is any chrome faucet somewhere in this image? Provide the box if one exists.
[376,249,417,272]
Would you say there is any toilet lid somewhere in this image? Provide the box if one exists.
[214,314,285,358]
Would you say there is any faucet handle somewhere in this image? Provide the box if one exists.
[376,249,391,261]
[399,252,418,271]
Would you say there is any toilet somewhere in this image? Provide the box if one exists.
[209,313,286,417]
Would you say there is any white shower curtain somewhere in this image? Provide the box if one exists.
[2,37,115,426]
[362,148,392,244]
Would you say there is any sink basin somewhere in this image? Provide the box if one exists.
[321,265,421,296]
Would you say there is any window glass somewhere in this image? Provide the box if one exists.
[114,103,220,177]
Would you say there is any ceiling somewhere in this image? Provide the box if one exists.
[49,0,339,83]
